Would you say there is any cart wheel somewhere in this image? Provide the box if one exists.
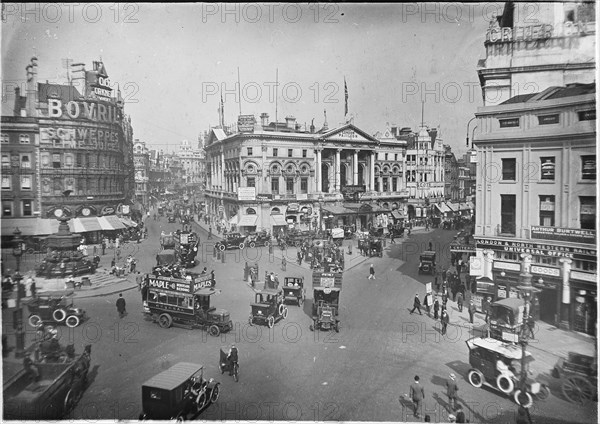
[249,242,256,249]
[467,369,485,388]
[196,392,207,411]
[28,314,43,328]
[248,315,254,326]
[562,375,594,404]
[158,313,172,328]
[264,241,270,247]
[514,389,533,408]
[218,244,226,252]
[211,383,221,402]
[209,325,221,337]
[496,374,514,394]
[65,315,80,328]
[267,316,275,329]
[537,384,550,401]
[53,308,66,322]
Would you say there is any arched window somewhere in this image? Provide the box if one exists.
[246,208,257,215]
[271,207,281,215]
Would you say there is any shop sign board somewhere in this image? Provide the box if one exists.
[530,226,596,244]
[237,187,256,201]
[256,193,273,202]
[237,115,256,133]
[570,270,597,283]
[530,265,560,277]
[475,238,596,261]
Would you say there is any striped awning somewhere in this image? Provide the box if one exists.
[98,215,127,230]
[238,215,258,226]
[270,214,287,226]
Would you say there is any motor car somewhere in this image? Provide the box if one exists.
[139,362,220,420]
[310,272,342,332]
[282,277,305,306]
[368,239,384,257]
[418,251,436,275]
[215,233,247,251]
[245,230,272,248]
[26,295,87,328]
[248,288,288,328]
[465,337,550,408]
[369,226,385,237]
[489,298,526,343]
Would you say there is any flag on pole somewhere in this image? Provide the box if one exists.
[344,77,348,118]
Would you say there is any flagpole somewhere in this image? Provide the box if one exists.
[237,67,242,115]
[275,68,278,131]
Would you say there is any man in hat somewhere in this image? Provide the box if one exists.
[468,300,476,324]
[446,373,459,412]
[410,294,422,315]
[409,375,425,418]
[368,264,375,280]
[455,404,467,423]
[116,293,127,318]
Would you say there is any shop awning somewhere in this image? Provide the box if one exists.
[71,217,103,233]
[98,215,127,231]
[1,218,60,236]
[322,205,353,215]
[391,210,404,220]
[238,215,258,226]
[270,214,287,226]
[435,203,453,214]
[228,215,238,224]
[119,216,138,227]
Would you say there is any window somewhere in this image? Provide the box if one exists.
[581,155,596,180]
[539,196,555,227]
[286,178,294,194]
[273,148,278,157]
[385,153,389,161]
[247,147,253,156]
[383,177,389,192]
[1,133,8,143]
[1,175,11,190]
[2,155,10,168]
[21,176,32,190]
[300,177,308,193]
[247,177,255,188]
[2,202,12,217]
[52,154,61,169]
[395,154,398,161]
[580,196,596,230]
[502,158,516,181]
[578,110,596,121]
[22,200,32,216]
[540,157,555,180]
[500,194,516,235]
[392,177,398,192]
[271,177,279,194]
[65,154,73,167]
[19,134,30,144]
[20,155,31,169]
[288,149,293,157]
[302,149,307,158]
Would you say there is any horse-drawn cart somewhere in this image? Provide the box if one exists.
[552,352,597,404]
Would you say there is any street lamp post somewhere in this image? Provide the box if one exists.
[12,227,26,358]
[515,253,541,408]
[318,195,324,234]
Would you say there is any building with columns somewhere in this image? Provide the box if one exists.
[203,114,408,234]
[472,2,596,334]
[133,139,150,214]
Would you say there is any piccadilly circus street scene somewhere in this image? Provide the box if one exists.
[0,2,597,423]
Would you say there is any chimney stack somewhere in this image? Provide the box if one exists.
[285,115,296,130]
[25,57,38,117]
[260,112,269,127]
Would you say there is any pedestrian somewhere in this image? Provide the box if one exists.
[368,264,375,280]
[116,248,122,262]
[442,289,448,309]
[410,294,422,315]
[441,308,450,335]
[433,297,440,320]
[390,232,395,244]
[208,226,212,239]
[434,275,440,292]
[130,259,137,274]
[409,375,425,418]
[455,404,466,423]
[484,297,491,323]
[468,300,476,324]
[424,292,431,317]
[281,257,286,271]
[526,315,536,339]
[446,373,459,412]
[116,293,127,318]
[457,291,464,312]
[30,279,37,298]
[136,272,143,291]
[442,268,447,281]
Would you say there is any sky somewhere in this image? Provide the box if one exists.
[1,2,500,156]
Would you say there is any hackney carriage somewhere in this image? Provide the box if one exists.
[143,275,232,336]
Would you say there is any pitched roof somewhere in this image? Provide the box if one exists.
[38,83,82,103]
[501,83,595,105]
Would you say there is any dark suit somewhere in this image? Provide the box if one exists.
[409,382,425,417]
[410,296,422,315]
[446,378,458,411]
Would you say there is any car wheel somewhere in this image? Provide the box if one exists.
[53,309,67,322]
[158,313,172,329]
[468,369,484,388]
[28,314,43,328]
[496,374,514,394]
[210,384,220,402]
[335,321,340,332]
[218,244,226,252]
[65,315,80,328]
[278,304,285,316]
[239,243,245,250]
[537,384,550,401]
[267,316,274,329]
[63,388,76,414]
[249,242,256,249]
[298,295,304,306]
[282,307,288,319]
[195,393,207,411]
[514,390,533,408]
[175,412,186,422]
[209,325,220,337]
[264,241,270,247]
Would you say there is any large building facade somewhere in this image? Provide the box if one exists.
[473,2,596,334]
[1,57,136,240]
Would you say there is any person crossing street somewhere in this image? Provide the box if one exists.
[410,294,422,315]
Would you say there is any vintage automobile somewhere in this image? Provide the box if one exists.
[418,251,436,275]
[160,233,177,250]
[144,276,232,336]
[388,225,404,238]
[368,238,384,257]
[489,298,526,343]
[26,295,87,328]
[215,232,248,251]
[369,226,385,238]
[139,362,220,420]
[3,344,92,419]
[248,288,288,328]
[552,352,597,404]
[283,277,305,306]
[175,232,199,268]
[329,228,345,246]
[310,272,342,332]
[245,230,272,248]
[466,337,550,407]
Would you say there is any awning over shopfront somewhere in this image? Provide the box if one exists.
[391,210,404,220]
[1,218,60,236]
[71,217,103,233]
[98,215,127,231]
[322,205,353,215]
[238,215,258,226]
[270,214,287,226]
[119,216,138,227]
[228,215,238,225]
[434,203,453,214]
